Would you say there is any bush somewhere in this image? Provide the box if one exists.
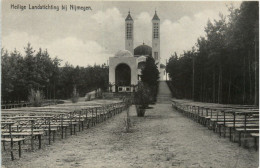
[71,96,79,103]
[96,88,103,98]
[134,82,152,117]
[134,82,151,108]
[71,85,79,103]
[135,105,146,117]
[85,94,91,101]
[140,56,159,103]
[28,89,44,107]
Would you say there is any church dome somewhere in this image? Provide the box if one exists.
[134,44,152,57]
[114,50,133,57]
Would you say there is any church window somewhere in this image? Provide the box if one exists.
[154,52,158,60]
[153,23,159,39]
[126,23,132,39]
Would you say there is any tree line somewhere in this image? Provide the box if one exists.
[166,2,259,105]
[1,43,108,103]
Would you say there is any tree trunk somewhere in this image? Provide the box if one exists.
[254,36,258,105]
[192,55,195,101]
[254,35,258,105]
[213,69,215,103]
[203,80,206,102]
[200,74,203,101]
[228,71,231,104]
[243,56,246,104]
[248,50,252,102]
[218,65,222,104]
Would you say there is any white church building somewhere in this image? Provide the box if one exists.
[109,11,166,93]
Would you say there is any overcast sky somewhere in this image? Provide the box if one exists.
[2,0,242,67]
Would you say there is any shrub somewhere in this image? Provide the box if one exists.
[134,82,152,108]
[85,94,91,101]
[134,82,152,117]
[96,88,103,98]
[71,86,79,103]
[28,89,44,107]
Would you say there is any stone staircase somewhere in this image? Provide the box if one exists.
[157,81,172,104]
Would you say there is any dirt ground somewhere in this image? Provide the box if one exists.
[2,103,259,168]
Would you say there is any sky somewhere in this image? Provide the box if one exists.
[2,0,242,67]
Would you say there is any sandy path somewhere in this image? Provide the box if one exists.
[3,104,259,168]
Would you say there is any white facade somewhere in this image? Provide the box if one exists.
[109,50,138,92]
[108,11,167,92]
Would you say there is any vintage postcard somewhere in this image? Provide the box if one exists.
[1,0,259,167]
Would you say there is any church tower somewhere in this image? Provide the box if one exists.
[125,11,134,55]
[152,10,160,66]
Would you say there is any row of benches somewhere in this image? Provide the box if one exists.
[172,100,259,150]
[1,101,129,160]
[1,103,30,109]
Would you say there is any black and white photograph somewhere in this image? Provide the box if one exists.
[1,0,259,167]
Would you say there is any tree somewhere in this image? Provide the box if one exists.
[166,1,259,105]
[141,56,159,86]
[141,56,159,101]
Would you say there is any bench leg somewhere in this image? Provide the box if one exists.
[53,131,55,142]
[229,128,232,141]
[39,135,41,149]
[11,141,14,160]
[70,124,73,135]
[3,141,6,151]
[49,131,51,145]
[18,141,22,158]
[212,122,215,132]
[87,120,90,128]
[70,123,73,135]
[61,126,64,139]
[232,130,236,142]
[254,137,258,151]
[239,132,241,146]
[219,125,221,137]
[31,135,34,151]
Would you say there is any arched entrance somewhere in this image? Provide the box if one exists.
[115,63,131,92]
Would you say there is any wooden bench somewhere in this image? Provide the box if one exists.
[250,133,259,151]
[2,137,25,160]
[1,101,126,161]
[172,100,259,150]
[235,128,259,146]
[2,131,44,150]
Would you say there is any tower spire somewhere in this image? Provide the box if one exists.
[152,10,160,77]
[152,10,160,20]
[125,11,134,54]
[125,10,133,21]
